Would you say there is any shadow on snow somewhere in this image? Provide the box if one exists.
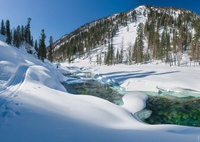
[98,70,179,84]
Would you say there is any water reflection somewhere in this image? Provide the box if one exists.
[62,79,125,105]
[144,95,200,127]
[62,73,200,127]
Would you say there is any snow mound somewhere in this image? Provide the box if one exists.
[122,92,148,114]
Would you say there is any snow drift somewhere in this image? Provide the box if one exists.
[0,38,200,142]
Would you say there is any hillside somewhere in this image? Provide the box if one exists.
[50,5,200,66]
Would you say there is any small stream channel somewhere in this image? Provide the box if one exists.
[62,72,200,127]
[62,78,126,105]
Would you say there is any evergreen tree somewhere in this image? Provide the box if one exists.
[153,30,160,60]
[48,36,54,62]
[24,18,32,44]
[105,51,110,65]
[34,40,38,52]
[172,30,178,66]
[30,36,34,46]
[136,23,145,63]
[6,20,12,44]
[1,20,5,35]
[194,18,200,64]
[195,18,200,40]
[110,37,114,65]
[160,31,166,62]
[21,25,24,41]
[13,26,21,48]
[105,29,115,65]
[133,37,138,63]
[166,33,171,63]
[38,29,46,62]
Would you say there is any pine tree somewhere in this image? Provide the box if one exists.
[194,18,200,65]
[172,30,178,66]
[24,18,32,44]
[137,23,145,63]
[34,40,38,52]
[177,27,183,66]
[13,26,21,48]
[105,51,110,65]
[48,36,53,62]
[1,20,5,35]
[110,37,114,65]
[6,20,12,44]
[166,33,171,63]
[38,29,46,62]
[195,18,200,40]
[160,32,166,62]
[153,30,160,60]
[21,25,24,41]
[133,37,138,63]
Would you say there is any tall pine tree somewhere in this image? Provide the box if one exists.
[136,23,145,63]
[6,20,12,44]
[34,40,38,52]
[24,18,32,45]
[166,33,171,63]
[38,29,46,62]
[195,18,200,40]
[48,36,53,62]
[194,18,200,64]
[1,20,5,35]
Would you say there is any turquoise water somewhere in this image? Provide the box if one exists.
[145,87,200,98]
[144,95,200,127]
[62,75,200,127]
[62,79,126,105]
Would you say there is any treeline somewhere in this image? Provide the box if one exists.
[107,7,200,66]
[52,9,137,62]
[143,7,200,66]
[51,6,200,66]
[0,18,33,48]
[0,18,51,62]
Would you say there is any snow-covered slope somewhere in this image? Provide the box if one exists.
[51,5,199,65]
[1,38,200,142]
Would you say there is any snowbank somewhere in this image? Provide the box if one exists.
[122,92,148,114]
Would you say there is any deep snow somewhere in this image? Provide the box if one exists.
[1,36,200,142]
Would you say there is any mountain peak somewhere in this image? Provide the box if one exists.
[49,5,199,66]
[135,5,147,10]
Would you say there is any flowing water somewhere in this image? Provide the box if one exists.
[62,79,126,105]
[62,74,200,127]
[143,95,200,127]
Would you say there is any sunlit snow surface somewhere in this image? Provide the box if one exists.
[1,40,199,142]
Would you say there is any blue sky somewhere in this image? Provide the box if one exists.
[0,0,199,45]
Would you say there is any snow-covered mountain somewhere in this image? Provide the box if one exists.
[50,5,199,65]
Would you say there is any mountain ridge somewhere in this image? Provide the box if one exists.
[49,5,200,66]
